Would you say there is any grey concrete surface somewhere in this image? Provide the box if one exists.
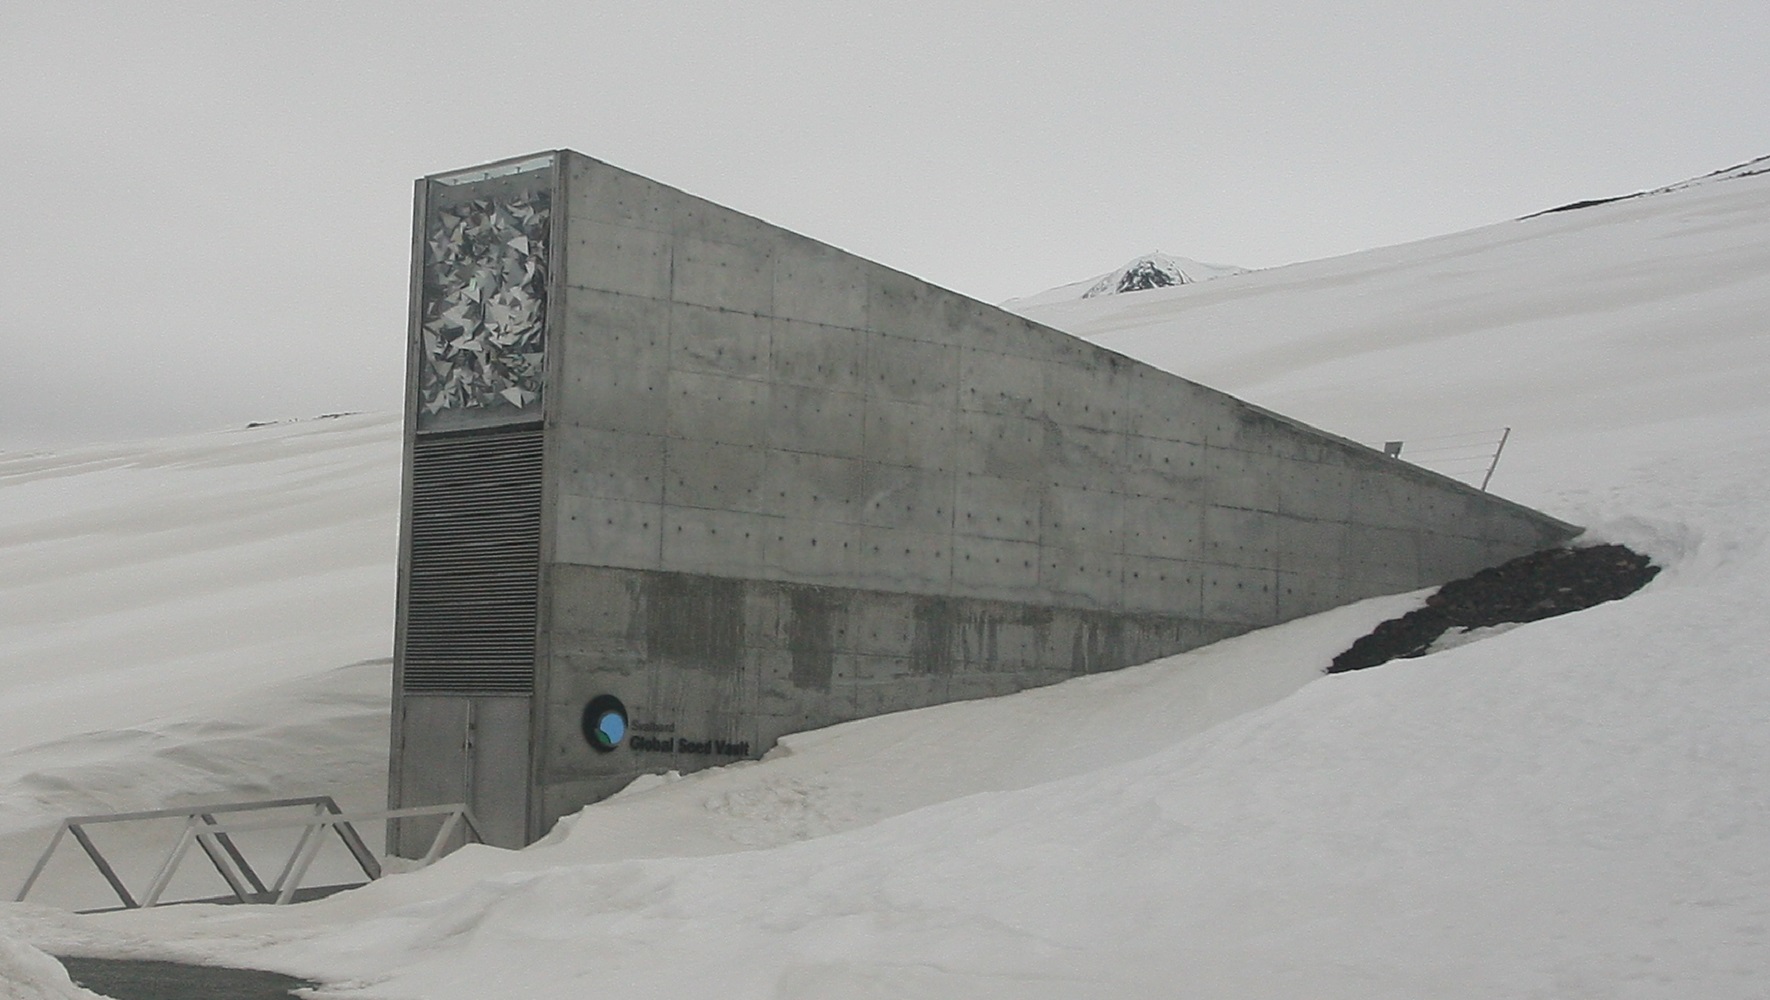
[390,149,1578,850]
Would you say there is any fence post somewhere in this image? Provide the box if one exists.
[1480,427,1511,491]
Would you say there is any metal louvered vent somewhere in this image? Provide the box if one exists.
[401,426,543,694]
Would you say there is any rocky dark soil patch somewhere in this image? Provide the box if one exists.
[1329,544,1660,674]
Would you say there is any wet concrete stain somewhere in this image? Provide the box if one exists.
[909,598,956,676]
[1070,613,1127,674]
[645,572,744,673]
[785,586,838,690]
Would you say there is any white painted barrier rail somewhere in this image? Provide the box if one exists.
[15,796,481,911]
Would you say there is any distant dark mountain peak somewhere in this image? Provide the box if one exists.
[1091,256,1186,295]
[1000,251,1249,309]
[1081,252,1246,299]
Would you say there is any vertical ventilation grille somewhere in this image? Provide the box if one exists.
[402,427,543,694]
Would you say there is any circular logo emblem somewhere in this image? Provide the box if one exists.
[581,695,629,753]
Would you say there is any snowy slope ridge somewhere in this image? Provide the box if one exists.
[5,162,1770,996]
[1002,250,1247,308]
[1011,162,1770,466]
[1654,152,1770,191]
[1524,152,1770,218]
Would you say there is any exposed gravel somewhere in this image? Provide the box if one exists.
[1329,544,1660,673]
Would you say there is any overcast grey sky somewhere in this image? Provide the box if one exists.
[3,1,1766,448]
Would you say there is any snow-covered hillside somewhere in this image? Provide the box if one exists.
[1003,250,1247,308]
[4,161,1770,998]
[0,416,400,909]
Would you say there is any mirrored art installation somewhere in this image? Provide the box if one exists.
[419,194,551,422]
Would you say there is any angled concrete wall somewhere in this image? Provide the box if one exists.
[391,150,1576,850]
[523,150,1575,835]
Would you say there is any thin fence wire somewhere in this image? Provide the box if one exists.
[1382,428,1511,491]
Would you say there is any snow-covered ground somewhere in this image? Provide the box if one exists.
[3,163,1769,997]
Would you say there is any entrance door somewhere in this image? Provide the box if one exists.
[393,695,531,855]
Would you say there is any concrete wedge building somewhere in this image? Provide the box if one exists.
[389,150,1576,854]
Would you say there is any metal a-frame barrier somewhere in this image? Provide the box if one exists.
[15,796,480,911]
